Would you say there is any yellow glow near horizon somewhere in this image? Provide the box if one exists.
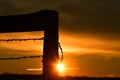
[57,63,64,73]
[26,68,42,71]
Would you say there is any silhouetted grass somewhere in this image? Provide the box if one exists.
[0,73,120,80]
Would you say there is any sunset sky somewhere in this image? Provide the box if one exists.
[0,0,120,77]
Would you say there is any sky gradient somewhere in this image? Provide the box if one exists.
[0,0,120,77]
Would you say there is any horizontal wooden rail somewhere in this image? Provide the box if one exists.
[0,10,57,33]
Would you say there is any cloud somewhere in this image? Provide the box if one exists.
[0,0,120,38]
[0,0,120,55]
[60,34,120,56]
[64,54,120,77]
[0,0,60,15]
[57,0,120,38]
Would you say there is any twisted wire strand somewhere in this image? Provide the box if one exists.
[0,37,44,42]
[58,42,64,63]
[0,55,42,60]
[0,37,64,63]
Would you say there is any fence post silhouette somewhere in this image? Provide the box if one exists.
[0,10,59,80]
[42,10,59,80]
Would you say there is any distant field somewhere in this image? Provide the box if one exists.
[0,74,120,80]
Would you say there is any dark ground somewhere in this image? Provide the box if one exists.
[0,74,120,80]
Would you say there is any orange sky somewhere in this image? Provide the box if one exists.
[0,31,120,77]
[0,0,120,77]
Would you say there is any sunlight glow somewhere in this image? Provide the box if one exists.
[57,63,64,72]
[26,68,42,71]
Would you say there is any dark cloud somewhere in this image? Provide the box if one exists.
[0,0,120,39]
[0,0,59,15]
[57,0,120,39]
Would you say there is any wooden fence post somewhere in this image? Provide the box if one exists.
[42,10,59,80]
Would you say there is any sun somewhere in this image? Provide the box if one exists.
[57,63,64,72]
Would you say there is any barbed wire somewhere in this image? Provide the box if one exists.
[0,37,64,62]
[58,42,64,63]
[0,55,42,60]
[0,37,44,42]
[0,43,64,61]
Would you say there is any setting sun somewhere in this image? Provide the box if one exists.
[57,63,64,72]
